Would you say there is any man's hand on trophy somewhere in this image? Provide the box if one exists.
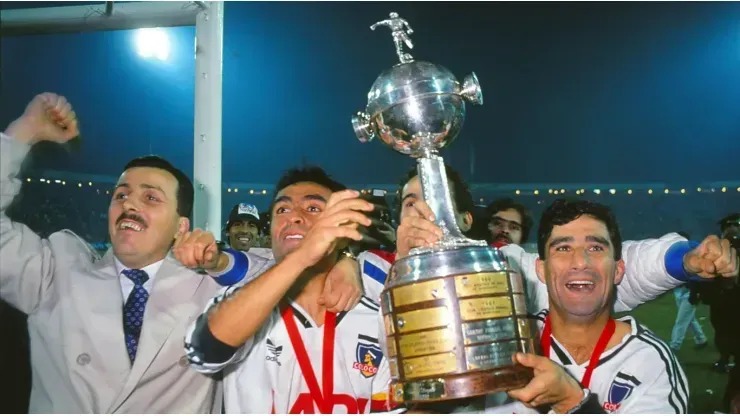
[507,353,585,413]
[319,255,362,313]
[173,229,221,271]
[292,190,373,268]
[683,235,739,279]
[4,93,79,144]
[397,199,443,259]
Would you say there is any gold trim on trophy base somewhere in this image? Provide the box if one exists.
[384,314,396,335]
[392,366,534,403]
[386,336,398,357]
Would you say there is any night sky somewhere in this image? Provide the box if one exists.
[1,1,738,188]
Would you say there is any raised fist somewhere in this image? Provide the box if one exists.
[173,229,220,270]
[683,235,739,279]
[5,93,80,144]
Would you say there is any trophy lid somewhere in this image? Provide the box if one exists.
[365,61,462,118]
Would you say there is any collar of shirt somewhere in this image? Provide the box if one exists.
[115,257,165,303]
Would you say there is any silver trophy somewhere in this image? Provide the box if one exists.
[353,13,535,403]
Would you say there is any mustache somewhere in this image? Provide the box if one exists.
[116,212,148,228]
[564,270,601,281]
[494,233,512,243]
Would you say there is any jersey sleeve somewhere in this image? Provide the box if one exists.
[184,280,275,374]
[358,250,393,303]
[500,233,695,314]
[208,248,275,287]
[612,233,693,313]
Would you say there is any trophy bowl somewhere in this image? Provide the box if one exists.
[353,61,482,157]
[353,13,535,404]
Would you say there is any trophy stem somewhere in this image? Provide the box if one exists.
[415,155,486,253]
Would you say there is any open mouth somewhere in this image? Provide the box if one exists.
[118,220,145,232]
[284,234,304,241]
[565,280,595,293]
[236,235,253,243]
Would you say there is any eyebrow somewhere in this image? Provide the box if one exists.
[586,235,611,246]
[304,194,327,203]
[548,236,573,247]
[548,235,611,247]
[402,193,417,203]
[114,182,167,195]
[273,194,328,205]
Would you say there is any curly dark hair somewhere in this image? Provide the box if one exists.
[537,199,622,260]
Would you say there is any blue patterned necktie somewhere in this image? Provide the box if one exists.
[122,269,149,363]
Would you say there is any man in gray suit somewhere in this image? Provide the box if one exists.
[0,93,362,413]
[0,93,224,413]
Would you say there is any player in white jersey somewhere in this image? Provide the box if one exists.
[380,172,737,413]
[521,309,689,413]
[175,167,398,413]
[498,199,734,414]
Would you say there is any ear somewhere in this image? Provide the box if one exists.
[613,258,626,286]
[175,217,191,239]
[535,258,546,284]
[459,211,474,232]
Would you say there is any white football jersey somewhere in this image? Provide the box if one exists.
[186,291,395,413]
[356,239,691,414]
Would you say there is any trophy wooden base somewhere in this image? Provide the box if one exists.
[392,365,534,403]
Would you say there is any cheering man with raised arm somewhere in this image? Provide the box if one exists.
[178,167,397,414]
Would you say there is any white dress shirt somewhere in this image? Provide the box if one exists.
[115,257,164,304]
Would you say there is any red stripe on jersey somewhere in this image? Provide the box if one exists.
[368,249,396,265]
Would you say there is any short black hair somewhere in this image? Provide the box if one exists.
[485,198,534,243]
[677,231,690,240]
[272,166,346,205]
[397,164,474,218]
[537,199,622,260]
[123,155,194,218]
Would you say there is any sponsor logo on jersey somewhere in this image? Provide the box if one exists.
[603,372,641,412]
[353,342,383,378]
[266,338,282,366]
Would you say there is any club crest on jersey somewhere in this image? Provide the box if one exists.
[266,338,282,366]
[353,343,383,378]
[603,372,641,412]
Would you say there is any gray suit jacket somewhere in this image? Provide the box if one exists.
[0,134,222,413]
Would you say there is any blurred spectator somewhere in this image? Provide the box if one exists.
[669,232,708,353]
[485,198,533,246]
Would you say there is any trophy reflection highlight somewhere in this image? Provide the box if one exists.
[352,13,536,403]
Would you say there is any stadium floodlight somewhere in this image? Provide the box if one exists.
[136,28,170,60]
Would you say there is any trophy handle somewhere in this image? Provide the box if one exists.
[414,153,487,254]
